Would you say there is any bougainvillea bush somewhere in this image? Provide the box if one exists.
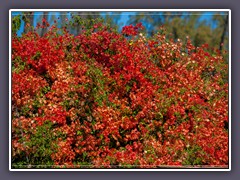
[11,18,229,168]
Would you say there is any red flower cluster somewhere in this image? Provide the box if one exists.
[122,23,144,36]
[12,19,229,168]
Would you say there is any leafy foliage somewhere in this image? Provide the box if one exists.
[12,15,21,35]
[12,17,229,168]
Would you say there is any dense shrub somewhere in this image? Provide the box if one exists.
[11,19,229,168]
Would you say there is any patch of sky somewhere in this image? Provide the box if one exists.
[11,11,228,37]
[101,11,132,31]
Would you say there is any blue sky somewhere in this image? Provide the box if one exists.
[12,11,131,36]
[11,11,222,36]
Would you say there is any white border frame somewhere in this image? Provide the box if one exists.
[9,9,231,171]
